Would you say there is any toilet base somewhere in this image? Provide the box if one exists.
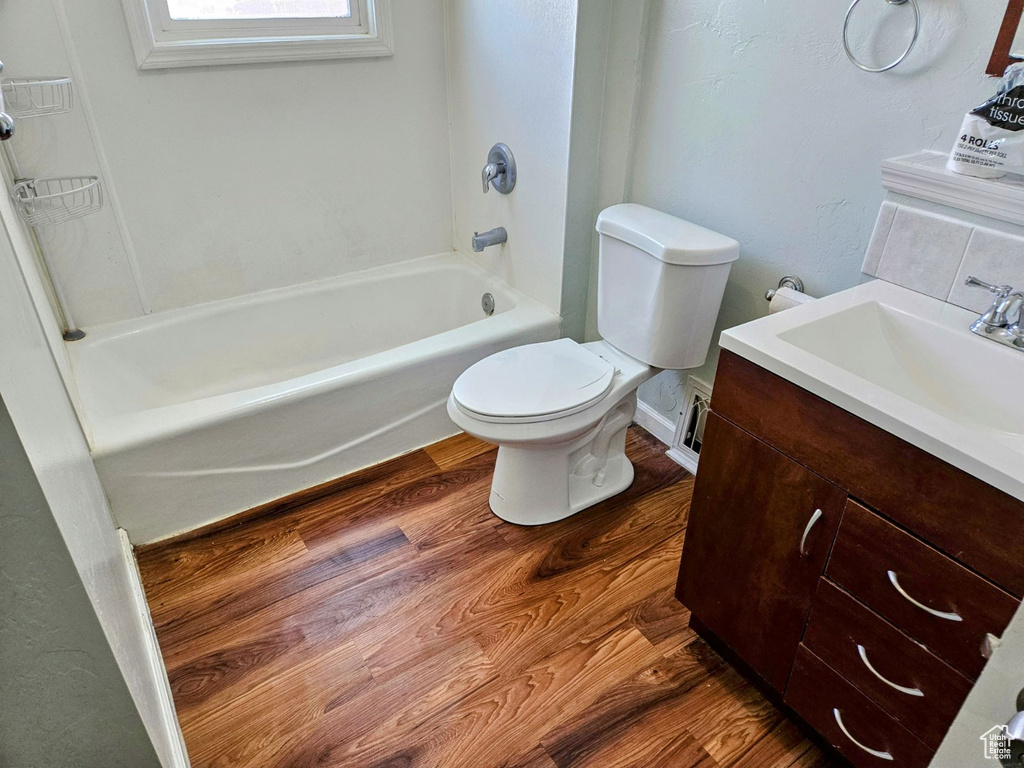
[487,394,637,526]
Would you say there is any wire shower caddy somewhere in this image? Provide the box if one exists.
[2,76,74,118]
[12,176,104,228]
[0,60,103,340]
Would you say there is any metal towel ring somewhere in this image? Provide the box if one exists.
[843,0,920,73]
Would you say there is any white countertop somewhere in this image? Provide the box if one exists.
[720,279,1024,503]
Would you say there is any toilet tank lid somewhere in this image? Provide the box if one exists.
[596,204,739,266]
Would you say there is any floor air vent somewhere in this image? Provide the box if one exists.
[667,376,712,474]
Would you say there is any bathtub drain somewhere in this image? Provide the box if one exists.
[481,293,495,316]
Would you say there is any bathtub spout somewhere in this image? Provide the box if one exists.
[472,227,507,252]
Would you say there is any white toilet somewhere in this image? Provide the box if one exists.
[447,204,739,525]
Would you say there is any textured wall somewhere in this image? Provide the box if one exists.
[0,395,159,768]
[620,0,1004,422]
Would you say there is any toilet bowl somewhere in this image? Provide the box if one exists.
[448,204,739,526]
[447,338,656,524]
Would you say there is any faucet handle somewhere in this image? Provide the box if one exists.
[965,276,1014,297]
[482,162,503,194]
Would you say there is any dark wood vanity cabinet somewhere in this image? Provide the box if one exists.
[676,351,1024,767]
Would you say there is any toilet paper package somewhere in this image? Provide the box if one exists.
[948,63,1024,179]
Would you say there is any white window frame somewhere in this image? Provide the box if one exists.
[121,0,392,69]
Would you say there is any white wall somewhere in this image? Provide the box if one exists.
[589,0,1004,422]
[1,0,453,326]
[0,191,186,766]
[4,0,583,329]
[581,1,651,342]
[446,0,577,316]
[560,0,613,343]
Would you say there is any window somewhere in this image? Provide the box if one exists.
[165,1,353,21]
[121,0,392,69]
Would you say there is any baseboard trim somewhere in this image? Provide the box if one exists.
[634,399,697,473]
[634,400,676,447]
[666,445,698,475]
[118,529,191,768]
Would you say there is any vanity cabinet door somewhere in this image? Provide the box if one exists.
[676,413,847,692]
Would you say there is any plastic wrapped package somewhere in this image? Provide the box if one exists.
[948,62,1024,179]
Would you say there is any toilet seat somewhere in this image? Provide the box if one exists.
[452,339,616,424]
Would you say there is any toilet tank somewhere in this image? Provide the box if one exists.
[596,204,739,370]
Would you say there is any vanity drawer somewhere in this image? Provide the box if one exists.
[803,579,973,748]
[826,500,1019,679]
[785,646,933,768]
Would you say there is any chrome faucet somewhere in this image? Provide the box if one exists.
[0,61,14,142]
[965,276,1024,350]
[0,111,14,142]
[472,227,507,252]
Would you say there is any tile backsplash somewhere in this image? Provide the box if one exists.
[862,202,1024,311]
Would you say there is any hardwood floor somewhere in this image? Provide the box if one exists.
[137,428,837,768]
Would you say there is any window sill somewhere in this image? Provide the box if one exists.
[120,0,393,69]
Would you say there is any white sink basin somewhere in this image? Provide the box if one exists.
[721,280,1024,502]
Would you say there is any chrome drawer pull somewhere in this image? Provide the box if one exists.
[833,708,894,761]
[857,644,924,697]
[887,571,963,622]
[799,509,823,556]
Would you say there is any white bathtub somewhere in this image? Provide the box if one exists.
[68,253,560,543]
